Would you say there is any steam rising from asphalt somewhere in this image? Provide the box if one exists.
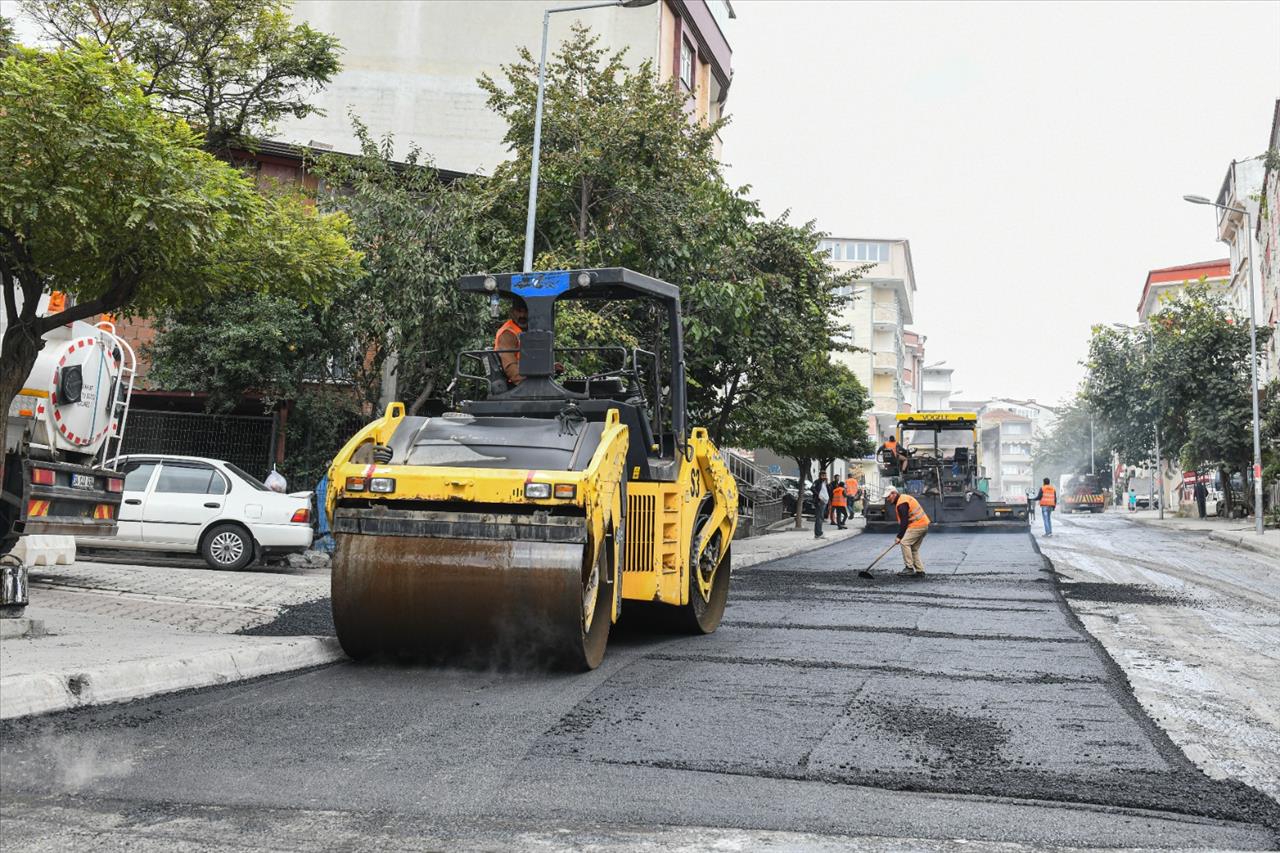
[4,731,136,792]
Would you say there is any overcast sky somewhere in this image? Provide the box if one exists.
[720,1,1280,406]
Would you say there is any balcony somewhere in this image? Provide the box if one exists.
[871,395,901,415]
[871,305,900,328]
[872,351,900,372]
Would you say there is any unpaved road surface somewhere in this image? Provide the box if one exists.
[1037,510,1280,802]
[2,531,1277,850]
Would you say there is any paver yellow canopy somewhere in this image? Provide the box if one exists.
[864,412,1030,532]
[326,269,737,670]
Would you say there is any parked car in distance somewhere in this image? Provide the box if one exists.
[777,475,816,517]
[76,455,313,570]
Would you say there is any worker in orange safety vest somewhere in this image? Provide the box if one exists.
[1032,477,1057,537]
[830,481,848,529]
[885,486,930,575]
[493,298,529,385]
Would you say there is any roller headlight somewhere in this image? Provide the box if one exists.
[524,483,551,499]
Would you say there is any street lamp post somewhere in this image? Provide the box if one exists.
[522,0,657,273]
[1184,193,1265,536]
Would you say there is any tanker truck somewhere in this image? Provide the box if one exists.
[2,292,135,579]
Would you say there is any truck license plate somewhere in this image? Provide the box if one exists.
[71,473,95,490]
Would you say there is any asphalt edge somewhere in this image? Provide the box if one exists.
[0,636,344,721]
[1028,531,1280,834]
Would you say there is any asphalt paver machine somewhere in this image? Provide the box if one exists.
[865,412,1029,532]
[326,268,738,670]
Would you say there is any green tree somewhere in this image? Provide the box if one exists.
[743,360,874,528]
[147,291,330,412]
[1083,282,1271,514]
[22,0,341,154]
[478,23,728,276]
[0,45,359,420]
[0,15,15,51]
[1032,398,1111,487]
[147,122,490,480]
[478,25,860,445]
[312,122,496,412]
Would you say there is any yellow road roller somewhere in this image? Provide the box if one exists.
[326,268,738,669]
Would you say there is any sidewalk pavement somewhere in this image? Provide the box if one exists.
[1,560,338,721]
[1126,510,1280,561]
[1,524,856,721]
[734,518,862,568]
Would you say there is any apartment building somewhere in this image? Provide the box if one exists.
[817,237,917,490]
[978,409,1035,502]
[1137,259,1231,322]
[1215,157,1266,313]
[280,0,734,173]
[1257,100,1280,382]
[902,331,926,413]
[819,238,917,435]
[921,366,954,411]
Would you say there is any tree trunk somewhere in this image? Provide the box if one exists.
[1219,464,1234,518]
[711,372,741,446]
[408,377,437,417]
[794,456,810,530]
[0,319,45,427]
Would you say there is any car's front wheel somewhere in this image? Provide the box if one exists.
[201,523,255,571]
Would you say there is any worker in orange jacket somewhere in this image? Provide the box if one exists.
[845,475,861,515]
[830,481,848,529]
[1032,477,1057,536]
[885,486,930,575]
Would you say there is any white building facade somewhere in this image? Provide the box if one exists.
[1215,155,1268,382]
[921,366,954,411]
[280,0,735,173]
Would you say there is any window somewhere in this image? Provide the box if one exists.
[155,463,226,495]
[830,242,842,260]
[122,460,157,492]
[225,462,269,492]
[680,36,695,90]
[833,242,892,263]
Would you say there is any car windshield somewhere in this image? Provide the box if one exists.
[225,462,269,491]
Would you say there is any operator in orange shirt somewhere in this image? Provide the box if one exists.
[493,298,529,385]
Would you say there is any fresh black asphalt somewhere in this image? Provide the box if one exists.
[2,529,1277,849]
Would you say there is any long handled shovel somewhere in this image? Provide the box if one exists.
[858,541,898,579]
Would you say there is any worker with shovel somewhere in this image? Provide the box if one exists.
[859,486,930,578]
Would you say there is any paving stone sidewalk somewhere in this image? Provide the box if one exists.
[0,561,337,720]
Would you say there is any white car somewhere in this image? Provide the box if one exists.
[77,455,314,570]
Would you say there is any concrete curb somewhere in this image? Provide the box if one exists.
[0,636,344,721]
[735,525,862,570]
[1207,530,1280,560]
